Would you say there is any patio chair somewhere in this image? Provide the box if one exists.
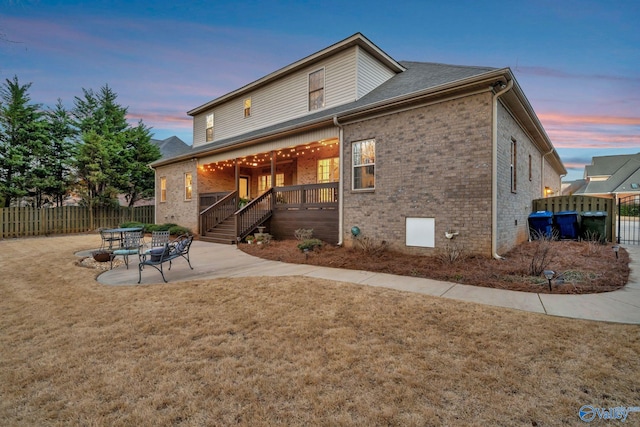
[110,230,144,269]
[145,230,170,253]
[99,228,120,250]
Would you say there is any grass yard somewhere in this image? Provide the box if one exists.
[0,235,639,426]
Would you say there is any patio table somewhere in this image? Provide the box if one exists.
[101,227,144,249]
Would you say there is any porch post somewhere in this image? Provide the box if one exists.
[235,158,239,192]
[270,151,276,189]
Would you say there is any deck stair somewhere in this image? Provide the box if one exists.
[200,216,237,244]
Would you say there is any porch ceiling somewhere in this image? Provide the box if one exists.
[199,139,338,172]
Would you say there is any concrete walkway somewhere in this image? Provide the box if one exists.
[94,241,640,325]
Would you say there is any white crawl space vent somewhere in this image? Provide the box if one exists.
[406,217,435,248]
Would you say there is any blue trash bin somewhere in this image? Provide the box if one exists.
[554,211,579,240]
[528,211,553,239]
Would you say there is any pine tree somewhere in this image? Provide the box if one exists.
[0,75,46,207]
[39,100,76,206]
[72,85,160,208]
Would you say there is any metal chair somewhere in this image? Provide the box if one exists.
[149,231,170,250]
[110,231,144,269]
[99,228,120,250]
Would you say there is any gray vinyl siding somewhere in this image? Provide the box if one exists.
[356,47,396,99]
[193,47,365,148]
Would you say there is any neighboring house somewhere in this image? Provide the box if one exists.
[562,153,640,201]
[117,136,193,207]
[151,33,566,257]
[150,135,192,159]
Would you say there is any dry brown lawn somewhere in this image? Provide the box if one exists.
[1,234,639,426]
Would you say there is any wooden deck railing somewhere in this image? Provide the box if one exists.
[199,183,340,242]
[274,182,338,209]
[236,189,273,240]
[199,191,238,233]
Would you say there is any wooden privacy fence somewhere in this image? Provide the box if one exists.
[0,205,155,239]
[532,195,615,242]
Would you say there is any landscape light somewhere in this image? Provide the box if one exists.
[543,270,555,292]
[612,245,620,260]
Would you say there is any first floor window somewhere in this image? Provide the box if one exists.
[160,177,167,202]
[511,138,517,193]
[352,139,375,190]
[317,157,339,183]
[206,113,214,142]
[185,172,193,200]
[258,173,284,193]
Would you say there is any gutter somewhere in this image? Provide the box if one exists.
[492,79,514,260]
[333,115,344,246]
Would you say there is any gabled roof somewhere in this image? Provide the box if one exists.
[188,33,406,116]
[166,61,501,159]
[573,153,640,195]
[151,136,192,159]
[153,34,565,176]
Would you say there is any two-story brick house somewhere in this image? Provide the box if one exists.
[151,33,566,257]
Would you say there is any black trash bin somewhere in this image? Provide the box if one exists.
[581,211,607,242]
[554,211,579,240]
[528,211,553,239]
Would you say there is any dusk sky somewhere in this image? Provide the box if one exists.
[1,0,638,181]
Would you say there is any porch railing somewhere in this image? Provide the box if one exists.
[199,191,238,233]
[236,188,273,240]
[274,182,338,209]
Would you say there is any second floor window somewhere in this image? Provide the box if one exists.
[308,69,324,111]
[244,98,251,118]
[206,113,214,142]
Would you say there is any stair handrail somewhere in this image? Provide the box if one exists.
[199,191,238,235]
[236,188,274,240]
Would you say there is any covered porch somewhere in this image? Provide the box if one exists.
[197,137,340,244]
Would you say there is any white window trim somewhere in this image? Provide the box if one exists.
[317,157,339,183]
[160,177,167,203]
[184,172,193,201]
[308,68,325,111]
[243,98,251,118]
[352,139,376,191]
[206,113,214,142]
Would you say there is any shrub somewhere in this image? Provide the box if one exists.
[528,229,558,276]
[352,235,388,255]
[120,221,145,230]
[294,228,314,241]
[168,225,192,236]
[298,239,323,252]
[436,243,465,264]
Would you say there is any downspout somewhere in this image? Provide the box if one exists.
[492,79,514,259]
[149,164,157,224]
[333,115,344,246]
[541,147,555,196]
